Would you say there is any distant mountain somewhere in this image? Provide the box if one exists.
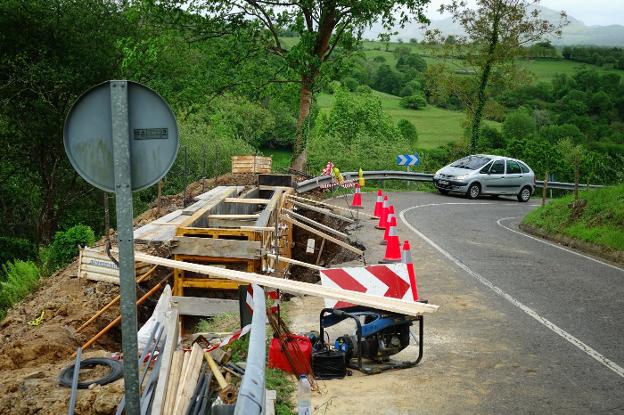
[365,6,624,47]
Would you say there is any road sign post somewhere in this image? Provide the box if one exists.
[64,80,179,415]
[110,81,140,413]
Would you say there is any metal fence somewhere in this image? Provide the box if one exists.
[295,170,604,193]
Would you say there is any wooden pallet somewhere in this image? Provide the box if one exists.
[231,155,272,174]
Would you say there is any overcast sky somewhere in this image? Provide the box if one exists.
[425,0,624,26]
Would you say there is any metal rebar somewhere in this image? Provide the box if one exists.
[67,347,82,415]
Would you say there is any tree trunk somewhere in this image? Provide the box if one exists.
[291,75,314,171]
[574,165,580,201]
[470,61,493,153]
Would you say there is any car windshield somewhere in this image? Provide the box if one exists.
[450,156,491,170]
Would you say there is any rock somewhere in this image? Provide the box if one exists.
[23,370,46,380]
[94,383,124,415]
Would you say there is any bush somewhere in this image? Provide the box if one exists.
[397,119,418,145]
[45,224,96,272]
[0,260,40,320]
[0,237,37,266]
[502,110,536,140]
[400,93,427,110]
[307,88,410,171]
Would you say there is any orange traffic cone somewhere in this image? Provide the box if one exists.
[351,184,363,209]
[375,196,389,229]
[381,205,395,245]
[401,240,419,301]
[380,216,401,263]
[373,189,383,217]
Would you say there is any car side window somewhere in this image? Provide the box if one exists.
[489,160,505,174]
[480,161,493,173]
[506,160,521,174]
[519,162,530,173]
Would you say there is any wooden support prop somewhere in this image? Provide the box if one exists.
[287,194,376,219]
[208,214,260,220]
[133,252,438,317]
[204,351,229,390]
[151,307,180,415]
[281,215,363,257]
[78,275,170,352]
[266,253,326,271]
[316,238,326,266]
[289,199,355,223]
[76,266,159,332]
[283,209,348,239]
[224,198,270,204]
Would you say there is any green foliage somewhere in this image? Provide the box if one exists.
[562,46,624,70]
[45,225,96,273]
[523,184,624,251]
[0,260,40,320]
[479,125,506,150]
[400,93,427,110]
[0,237,37,266]
[308,89,410,171]
[266,368,296,415]
[397,119,418,145]
[502,110,537,140]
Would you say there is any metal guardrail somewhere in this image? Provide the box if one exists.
[233,284,266,415]
[295,170,604,193]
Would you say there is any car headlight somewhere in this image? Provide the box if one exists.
[456,175,469,181]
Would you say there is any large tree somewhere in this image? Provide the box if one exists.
[427,0,567,152]
[166,0,431,169]
[0,0,131,243]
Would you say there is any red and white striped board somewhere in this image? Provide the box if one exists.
[204,324,252,353]
[246,286,280,314]
[319,263,414,309]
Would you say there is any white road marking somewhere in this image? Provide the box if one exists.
[399,203,624,378]
[496,217,624,273]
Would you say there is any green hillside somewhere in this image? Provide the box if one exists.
[317,90,499,149]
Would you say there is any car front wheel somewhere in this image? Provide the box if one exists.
[517,186,532,202]
[467,183,481,199]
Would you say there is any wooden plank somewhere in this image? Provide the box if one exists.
[151,307,180,415]
[81,273,120,285]
[266,390,277,415]
[224,198,270,204]
[266,253,326,271]
[163,350,184,415]
[254,189,283,228]
[171,296,239,317]
[281,215,363,257]
[133,252,439,317]
[181,186,242,228]
[289,200,355,223]
[284,209,348,239]
[172,237,261,259]
[175,343,204,415]
[208,214,260,220]
[287,194,376,219]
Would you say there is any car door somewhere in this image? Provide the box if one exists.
[505,160,524,194]
[482,159,506,194]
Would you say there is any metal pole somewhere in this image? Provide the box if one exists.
[183,146,189,206]
[67,347,82,415]
[110,80,140,415]
[233,284,267,415]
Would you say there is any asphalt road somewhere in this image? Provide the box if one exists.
[391,191,624,413]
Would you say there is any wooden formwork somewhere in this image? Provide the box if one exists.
[171,185,293,296]
[231,155,272,174]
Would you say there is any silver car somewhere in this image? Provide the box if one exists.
[433,155,535,202]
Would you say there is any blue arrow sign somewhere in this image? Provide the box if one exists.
[396,153,420,166]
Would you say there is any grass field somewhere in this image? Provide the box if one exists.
[318,90,499,149]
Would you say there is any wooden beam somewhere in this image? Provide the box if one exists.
[151,307,180,415]
[289,200,355,223]
[254,189,283,228]
[172,236,261,259]
[208,214,260,220]
[171,296,239,317]
[265,253,326,271]
[283,209,348,239]
[281,215,363,256]
[133,252,438,317]
[287,194,376,219]
[224,198,270,204]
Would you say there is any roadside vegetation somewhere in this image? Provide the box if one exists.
[523,184,624,252]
